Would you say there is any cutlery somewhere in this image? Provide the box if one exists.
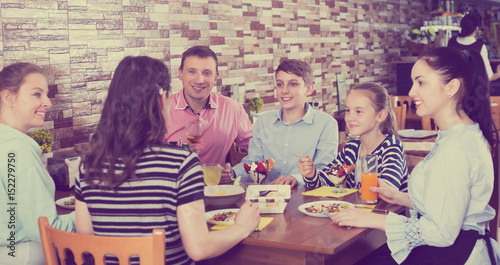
[354,206,389,214]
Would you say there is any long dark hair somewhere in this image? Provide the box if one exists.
[84,56,171,187]
[419,47,498,150]
[350,83,399,136]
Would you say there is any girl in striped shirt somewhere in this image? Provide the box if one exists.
[299,83,409,191]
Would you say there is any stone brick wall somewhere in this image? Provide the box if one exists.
[0,0,429,157]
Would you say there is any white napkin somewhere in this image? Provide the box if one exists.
[65,156,81,188]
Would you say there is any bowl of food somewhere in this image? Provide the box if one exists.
[204,185,246,207]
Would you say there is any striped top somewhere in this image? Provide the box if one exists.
[75,144,204,265]
[386,124,500,264]
[304,132,409,191]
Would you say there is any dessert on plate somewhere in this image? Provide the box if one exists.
[243,158,275,184]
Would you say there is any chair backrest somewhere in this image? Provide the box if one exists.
[405,154,424,174]
[38,217,165,265]
[490,97,500,132]
[489,145,499,240]
[490,96,500,107]
[421,116,438,131]
[392,104,407,130]
[390,95,415,116]
[229,142,248,166]
[491,105,500,132]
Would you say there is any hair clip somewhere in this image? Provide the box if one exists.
[156,83,165,96]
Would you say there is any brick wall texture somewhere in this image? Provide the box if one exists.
[0,0,429,157]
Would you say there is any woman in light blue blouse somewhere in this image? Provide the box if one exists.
[0,63,75,264]
[332,47,500,265]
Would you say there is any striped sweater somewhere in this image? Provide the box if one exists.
[304,132,409,191]
[75,144,204,265]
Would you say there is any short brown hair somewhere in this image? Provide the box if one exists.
[275,59,313,85]
[179,46,218,73]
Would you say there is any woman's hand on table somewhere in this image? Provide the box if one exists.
[234,201,261,236]
[298,155,315,178]
[331,208,387,231]
[371,180,413,209]
[269,175,298,189]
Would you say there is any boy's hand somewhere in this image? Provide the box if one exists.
[298,155,315,179]
[219,163,234,184]
[269,175,298,189]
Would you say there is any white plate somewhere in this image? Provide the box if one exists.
[55,196,75,210]
[298,200,353,218]
[398,129,438,139]
[205,208,239,225]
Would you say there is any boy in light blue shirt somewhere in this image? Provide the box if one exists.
[233,59,338,187]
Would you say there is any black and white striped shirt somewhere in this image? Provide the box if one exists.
[75,144,204,265]
[304,132,409,191]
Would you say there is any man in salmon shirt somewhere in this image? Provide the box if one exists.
[164,46,252,182]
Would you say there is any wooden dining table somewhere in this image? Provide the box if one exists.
[197,185,403,265]
[54,185,401,265]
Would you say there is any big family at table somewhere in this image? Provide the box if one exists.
[1,46,499,265]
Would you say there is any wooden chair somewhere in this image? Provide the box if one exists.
[421,116,438,131]
[488,145,499,240]
[391,95,416,129]
[229,142,248,166]
[390,95,414,115]
[490,96,500,107]
[392,104,407,130]
[490,97,500,131]
[38,217,165,265]
[405,154,424,174]
[491,105,500,132]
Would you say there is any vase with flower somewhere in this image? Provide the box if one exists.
[30,129,54,166]
[248,94,264,123]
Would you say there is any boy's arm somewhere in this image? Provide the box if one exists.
[312,117,339,171]
[233,118,265,181]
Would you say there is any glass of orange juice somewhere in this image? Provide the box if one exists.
[203,163,222,186]
[360,154,378,204]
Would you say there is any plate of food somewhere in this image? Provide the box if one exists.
[205,209,239,226]
[298,200,353,217]
[55,196,76,210]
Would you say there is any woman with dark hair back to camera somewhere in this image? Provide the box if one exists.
[448,13,500,81]
[75,56,260,265]
[331,47,500,264]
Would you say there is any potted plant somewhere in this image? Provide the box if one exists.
[249,94,264,113]
[248,94,264,123]
[404,28,436,56]
[31,129,54,165]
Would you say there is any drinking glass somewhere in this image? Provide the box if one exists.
[185,120,202,144]
[203,163,222,186]
[360,154,378,204]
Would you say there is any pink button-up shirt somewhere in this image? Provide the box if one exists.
[165,89,253,165]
